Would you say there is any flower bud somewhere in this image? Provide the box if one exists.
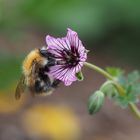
[88,91,105,114]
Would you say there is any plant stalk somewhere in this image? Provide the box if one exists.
[84,62,140,120]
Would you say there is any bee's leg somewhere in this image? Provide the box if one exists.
[52,79,61,88]
[43,58,56,72]
[47,57,56,66]
[34,79,43,93]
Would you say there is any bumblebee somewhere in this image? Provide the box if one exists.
[15,47,60,100]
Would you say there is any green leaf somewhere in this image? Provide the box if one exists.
[76,71,84,81]
[128,71,139,84]
[116,90,138,108]
[106,67,123,77]
[126,84,132,95]
[117,75,127,86]
[131,84,140,95]
[102,69,140,108]
[127,93,138,103]
[116,96,129,108]
[88,91,105,114]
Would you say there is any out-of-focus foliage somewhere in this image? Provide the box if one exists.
[23,104,81,140]
[0,0,140,65]
[116,71,140,107]
[0,57,23,90]
[0,0,140,38]
[106,67,123,78]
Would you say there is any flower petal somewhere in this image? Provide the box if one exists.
[49,65,77,86]
[46,35,71,51]
[47,48,61,57]
[66,28,83,50]
[79,50,87,62]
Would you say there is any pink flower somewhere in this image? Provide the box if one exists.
[46,28,87,86]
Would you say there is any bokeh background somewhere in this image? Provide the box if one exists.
[0,0,140,140]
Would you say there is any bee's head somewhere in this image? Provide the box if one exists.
[39,47,53,57]
[39,47,56,67]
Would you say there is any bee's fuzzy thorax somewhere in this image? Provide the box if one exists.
[22,49,47,76]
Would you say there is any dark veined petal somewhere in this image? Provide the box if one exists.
[79,50,87,62]
[49,65,77,86]
[66,28,83,50]
[46,35,71,51]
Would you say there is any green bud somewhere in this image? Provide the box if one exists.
[88,91,105,114]
[76,71,84,81]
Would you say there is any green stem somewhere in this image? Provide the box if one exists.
[84,62,125,96]
[128,103,140,120]
[84,62,140,120]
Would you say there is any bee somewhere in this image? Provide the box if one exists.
[15,47,60,100]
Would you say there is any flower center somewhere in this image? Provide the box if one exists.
[62,48,80,67]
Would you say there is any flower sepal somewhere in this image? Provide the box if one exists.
[76,71,84,81]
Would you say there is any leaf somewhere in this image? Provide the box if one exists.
[128,71,140,84]
[131,84,140,95]
[106,67,123,77]
[88,91,105,114]
[117,75,127,86]
[116,96,129,108]
[116,90,138,108]
[126,84,132,95]
[102,69,140,108]
[127,93,138,103]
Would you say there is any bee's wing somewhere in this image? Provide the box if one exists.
[15,75,26,100]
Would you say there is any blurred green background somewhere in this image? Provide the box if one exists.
[0,0,140,140]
